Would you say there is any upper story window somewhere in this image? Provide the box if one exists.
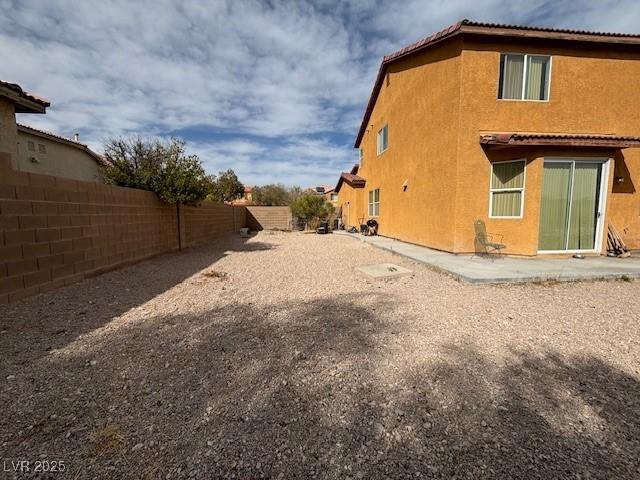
[27,141,35,152]
[499,54,551,101]
[358,148,363,166]
[377,125,388,155]
[38,144,47,154]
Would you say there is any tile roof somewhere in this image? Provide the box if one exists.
[480,132,640,149]
[0,80,50,112]
[335,171,366,193]
[355,19,640,148]
[17,123,107,164]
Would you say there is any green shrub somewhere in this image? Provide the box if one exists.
[102,137,215,205]
[290,193,335,228]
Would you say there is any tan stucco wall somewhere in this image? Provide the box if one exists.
[343,36,640,255]
[338,183,365,228]
[455,39,640,254]
[16,130,103,182]
[349,39,463,251]
[0,98,18,166]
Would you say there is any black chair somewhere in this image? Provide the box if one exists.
[474,219,506,256]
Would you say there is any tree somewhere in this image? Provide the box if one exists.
[102,137,214,205]
[290,193,335,229]
[253,184,290,206]
[208,169,244,203]
[153,153,215,205]
[253,184,304,206]
[102,137,164,190]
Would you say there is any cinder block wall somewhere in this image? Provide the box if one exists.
[246,206,292,231]
[0,156,246,303]
[181,202,245,248]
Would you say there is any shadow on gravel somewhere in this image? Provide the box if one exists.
[0,235,277,366]
[1,294,638,479]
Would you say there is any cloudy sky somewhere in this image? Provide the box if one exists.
[2,0,639,186]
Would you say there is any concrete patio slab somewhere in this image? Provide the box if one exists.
[356,263,413,280]
[335,231,640,284]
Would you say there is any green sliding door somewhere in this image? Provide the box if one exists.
[539,160,603,251]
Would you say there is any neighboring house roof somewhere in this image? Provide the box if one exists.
[480,132,640,149]
[17,123,107,165]
[335,172,366,193]
[0,80,50,113]
[244,186,253,193]
[355,19,640,147]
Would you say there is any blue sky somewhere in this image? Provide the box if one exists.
[2,0,639,187]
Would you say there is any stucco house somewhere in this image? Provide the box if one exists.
[0,80,104,183]
[16,123,105,182]
[336,20,640,256]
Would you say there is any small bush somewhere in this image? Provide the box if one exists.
[290,193,334,229]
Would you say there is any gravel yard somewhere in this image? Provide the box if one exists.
[1,231,639,479]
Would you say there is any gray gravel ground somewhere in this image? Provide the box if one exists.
[1,231,639,479]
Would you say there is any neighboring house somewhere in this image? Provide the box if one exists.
[231,186,255,205]
[0,80,104,182]
[0,80,49,165]
[16,124,105,182]
[306,184,338,205]
[336,20,640,256]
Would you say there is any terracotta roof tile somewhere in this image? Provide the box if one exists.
[480,132,640,149]
[335,171,366,193]
[0,80,50,108]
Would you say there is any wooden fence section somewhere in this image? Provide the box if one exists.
[246,206,292,231]
[0,156,246,303]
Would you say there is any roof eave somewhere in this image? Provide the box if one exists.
[354,21,640,148]
[480,134,640,150]
[0,84,50,113]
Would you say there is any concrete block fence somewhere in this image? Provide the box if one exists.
[0,154,247,303]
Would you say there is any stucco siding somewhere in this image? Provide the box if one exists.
[354,39,463,251]
[454,39,640,254]
[0,98,18,165]
[16,130,103,182]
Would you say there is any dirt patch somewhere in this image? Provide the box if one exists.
[1,232,638,479]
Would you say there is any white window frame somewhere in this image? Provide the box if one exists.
[488,159,526,219]
[498,53,552,102]
[377,125,388,155]
[368,188,380,217]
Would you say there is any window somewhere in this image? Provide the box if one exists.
[358,148,363,166]
[489,160,525,218]
[331,193,338,201]
[38,144,47,154]
[368,188,380,217]
[377,125,388,155]
[27,141,35,152]
[499,54,550,101]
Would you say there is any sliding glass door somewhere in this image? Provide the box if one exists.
[538,159,606,252]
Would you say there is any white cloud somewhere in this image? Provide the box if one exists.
[3,0,639,186]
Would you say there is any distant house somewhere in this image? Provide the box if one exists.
[0,79,105,183]
[337,20,640,256]
[306,184,338,205]
[16,124,105,182]
[232,186,255,205]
